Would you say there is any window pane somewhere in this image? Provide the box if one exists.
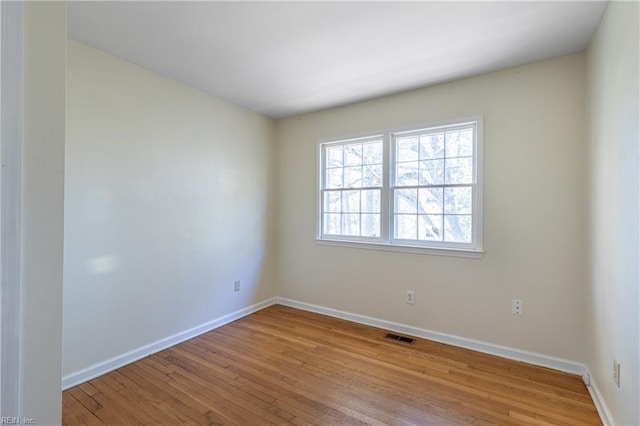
[361,214,380,237]
[342,190,360,213]
[444,187,472,214]
[444,215,472,243]
[395,214,417,240]
[363,164,382,187]
[327,145,343,167]
[324,191,341,212]
[419,160,444,185]
[420,133,444,159]
[344,166,362,188]
[397,136,419,162]
[418,214,443,241]
[446,129,473,158]
[344,143,362,166]
[418,188,443,214]
[445,157,473,184]
[395,188,417,214]
[342,214,360,236]
[361,190,380,213]
[324,213,341,235]
[326,167,343,189]
[396,161,419,186]
[363,142,382,164]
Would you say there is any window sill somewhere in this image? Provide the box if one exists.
[315,238,484,259]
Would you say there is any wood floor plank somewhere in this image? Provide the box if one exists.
[68,387,102,414]
[63,305,601,425]
[62,392,103,426]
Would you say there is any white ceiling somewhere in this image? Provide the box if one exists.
[67,1,607,119]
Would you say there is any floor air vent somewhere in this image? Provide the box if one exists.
[384,333,415,344]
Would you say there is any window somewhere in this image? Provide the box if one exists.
[318,117,483,257]
[322,136,384,240]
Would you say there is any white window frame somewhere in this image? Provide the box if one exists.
[316,116,484,258]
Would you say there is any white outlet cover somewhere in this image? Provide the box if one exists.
[405,290,415,305]
[613,359,620,387]
[512,299,523,315]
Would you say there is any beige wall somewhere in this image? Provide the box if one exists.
[275,54,587,361]
[63,41,277,377]
[585,2,640,424]
[20,2,66,423]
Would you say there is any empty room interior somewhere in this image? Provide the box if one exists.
[5,0,640,425]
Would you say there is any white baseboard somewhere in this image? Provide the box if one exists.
[61,297,277,390]
[583,371,616,425]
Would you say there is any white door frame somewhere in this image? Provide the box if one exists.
[0,0,23,417]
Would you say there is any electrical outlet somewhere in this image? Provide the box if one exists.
[234,280,240,292]
[512,299,523,315]
[613,359,620,387]
[405,290,415,305]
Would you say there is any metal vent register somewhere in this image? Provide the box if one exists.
[384,333,415,344]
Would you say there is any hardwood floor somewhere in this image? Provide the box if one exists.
[62,305,601,425]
